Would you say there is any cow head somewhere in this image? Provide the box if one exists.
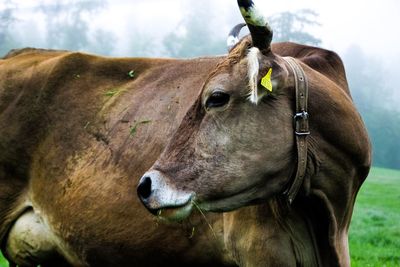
[137,0,297,221]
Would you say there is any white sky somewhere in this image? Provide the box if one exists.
[257,0,400,65]
[3,0,400,64]
[103,0,400,61]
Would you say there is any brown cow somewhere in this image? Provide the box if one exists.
[0,1,370,267]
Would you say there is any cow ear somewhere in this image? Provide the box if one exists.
[247,49,287,104]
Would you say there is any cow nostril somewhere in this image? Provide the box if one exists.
[137,177,152,200]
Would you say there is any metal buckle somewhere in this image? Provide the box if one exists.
[293,111,310,136]
[294,110,309,121]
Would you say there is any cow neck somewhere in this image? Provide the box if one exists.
[282,57,310,205]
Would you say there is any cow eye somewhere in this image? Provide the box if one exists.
[205,91,230,109]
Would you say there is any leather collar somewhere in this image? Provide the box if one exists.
[282,57,310,204]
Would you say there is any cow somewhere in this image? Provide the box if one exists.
[0,0,370,266]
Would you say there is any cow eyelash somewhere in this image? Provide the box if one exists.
[205,91,230,110]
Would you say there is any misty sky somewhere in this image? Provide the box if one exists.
[7,0,400,62]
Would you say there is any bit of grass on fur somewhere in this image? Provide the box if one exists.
[129,120,152,137]
[191,200,217,239]
[83,121,90,129]
[128,70,135,78]
[188,226,195,239]
[104,88,124,97]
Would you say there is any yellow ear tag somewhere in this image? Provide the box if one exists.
[261,68,273,92]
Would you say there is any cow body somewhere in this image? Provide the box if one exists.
[0,41,370,266]
[0,49,230,266]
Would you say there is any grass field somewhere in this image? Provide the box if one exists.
[0,167,399,267]
[0,252,6,267]
[349,167,400,267]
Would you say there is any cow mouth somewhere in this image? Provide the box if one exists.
[152,187,263,222]
[150,185,264,221]
[151,200,194,222]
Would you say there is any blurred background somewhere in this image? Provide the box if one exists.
[0,0,399,266]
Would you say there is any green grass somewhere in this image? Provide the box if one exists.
[0,251,6,267]
[0,167,398,266]
[349,167,400,267]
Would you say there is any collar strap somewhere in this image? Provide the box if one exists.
[282,57,310,204]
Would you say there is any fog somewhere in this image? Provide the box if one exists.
[1,0,399,168]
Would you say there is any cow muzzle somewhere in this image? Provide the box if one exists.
[137,170,195,221]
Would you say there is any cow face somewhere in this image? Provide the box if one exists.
[138,38,296,221]
[137,0,299,221]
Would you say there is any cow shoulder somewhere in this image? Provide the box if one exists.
[272,42,350,95]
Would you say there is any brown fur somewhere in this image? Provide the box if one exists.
[0,37,371,267]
